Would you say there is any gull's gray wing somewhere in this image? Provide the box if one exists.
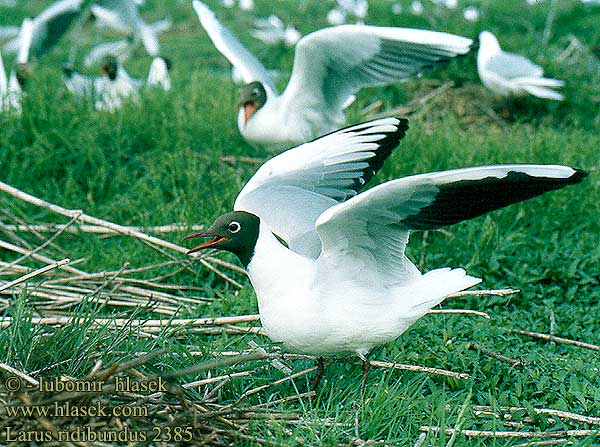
[234,117,409,257]
[486,51,543,80]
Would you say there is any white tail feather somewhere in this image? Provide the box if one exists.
[513,77,565,88]
[399,268,482,318]
[522,84,564,101]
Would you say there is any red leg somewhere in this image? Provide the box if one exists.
[312,357,325,392]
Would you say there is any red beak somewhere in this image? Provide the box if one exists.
[183,232,228,254]
[235,101,258,125]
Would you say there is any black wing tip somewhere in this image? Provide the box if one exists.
[392,117,409,143]
[397,117,409,131]
[570,168,589,184]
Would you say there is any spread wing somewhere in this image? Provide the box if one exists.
[282,25,473,114]
[30,0,84,60]
[17,18,33,64]
[316,165,586,285]
[90,4,130,33]
[93,1,161,56]
[234,117,409,257]
[192,0,276,94]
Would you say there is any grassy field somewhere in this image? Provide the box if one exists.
[1,0,600,445]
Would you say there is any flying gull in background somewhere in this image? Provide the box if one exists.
[192,0,473,150]
[3,0,85,60]
[252,15,301,47]
[91,0,171,57]
[184,117,587,385]
[327,0,369,25]
[477,31,564,102]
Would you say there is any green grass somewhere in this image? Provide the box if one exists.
[1,0,600,445]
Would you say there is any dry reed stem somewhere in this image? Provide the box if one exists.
[429,309,490,319]
[233,366,318,403]
[0,213,80,274]
[0,258,70,292]
[471,405,600,426]
[0,363,39,386]
[507,329,600,351]
[468,342,523,366]
[448,289,520,298]
[368,360,469,380]
[1,223,205,234]
[511,440,573,447]
[0,180,243,283]
[420,427,599,438]
[366,81,455,120]
[0,239,85,275]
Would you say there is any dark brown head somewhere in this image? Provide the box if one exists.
[184,211,260,268]
[236,81,267,126]
[101,54,118,81]
[15,63,32,88]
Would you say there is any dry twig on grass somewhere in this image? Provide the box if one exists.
[471,405,600,426]
[420,427,600,439]
[506,328,600,351]
[467,342,523,366]
[1,223,205,235]
[0,259,70,293]
[0,180,245,285]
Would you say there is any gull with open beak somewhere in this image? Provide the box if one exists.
[192,0,473,150]
[185,117,587,386]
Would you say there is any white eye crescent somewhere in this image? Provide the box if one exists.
[228,221,241,234]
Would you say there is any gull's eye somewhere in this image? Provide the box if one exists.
[228,221,241,234]
[252,88,259,96]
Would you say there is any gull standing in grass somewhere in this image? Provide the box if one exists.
[192,0,473,150]
[63,54,171,111]
[184,117,587,386]
[1,18,33,114]
[477,31,565,105]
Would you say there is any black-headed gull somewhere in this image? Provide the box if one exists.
[184,117,586,374]
[477,31,564,101]
[3,0,84,60]
[64,54,170,111]
[192,0,473,150]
